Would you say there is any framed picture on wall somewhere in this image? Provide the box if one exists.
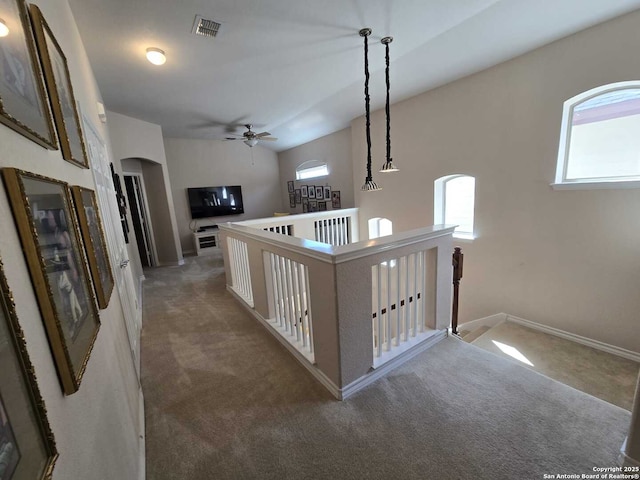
[29,4,89,168]
[0,0,57,149]
[308,186,315,199]
[289,193,296,208]
[2,168,100,395]
[294,189,301,204]
[324,186,331,199]
[331,190,341,209]
[315,186,323,199]
[309,200,317,212]
[0,256,59,479]
[287,180,294,193]
[301,185,308,197]
[302,198,309,213]
[318,201,327,211]
[71,186,114,310]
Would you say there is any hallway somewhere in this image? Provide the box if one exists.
[140,254,631,479]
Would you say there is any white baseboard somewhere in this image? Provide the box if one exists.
[138,387,145,480]
[458,313,507,333]
[506,314,640,363]
[227,285,448,400]
[619,438,640,468]
[226,286,342,399]
[341,330,447,400]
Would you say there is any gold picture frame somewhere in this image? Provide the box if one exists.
[0,255,58,479]
[28,4,89,168]
[0,0,57,149]
[71,186,114,309]
[2,168,100,395]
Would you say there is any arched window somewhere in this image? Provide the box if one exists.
[434,174,475,239]
[368,217,393,239]
[296,160,329,180]
[554,82,640,189]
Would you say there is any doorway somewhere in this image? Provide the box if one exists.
[123,173,157,268]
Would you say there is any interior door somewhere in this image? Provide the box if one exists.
[124,175,153,267]
[81,113,142,378]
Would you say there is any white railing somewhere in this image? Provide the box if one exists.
[372,250,438,366]
[219,215,455,400]
[266,252,314,361]
[235,208,359,246]
[227,237,253,307]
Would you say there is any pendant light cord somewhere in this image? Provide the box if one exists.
[384,40,391,162]
[363,31,373,182]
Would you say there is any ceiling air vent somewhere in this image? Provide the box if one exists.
[192,15,221,38]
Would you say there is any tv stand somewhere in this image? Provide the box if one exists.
[193,229,219,255]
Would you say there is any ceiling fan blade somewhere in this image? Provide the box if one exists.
[255,131,271,138]
[259,137,278,141]
[224,137,241,141]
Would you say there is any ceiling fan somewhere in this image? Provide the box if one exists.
[225,124,277,147]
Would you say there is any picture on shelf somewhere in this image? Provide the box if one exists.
[331,190,341,209]
[315,186,323,199]
[294,189,301,204]
[301,185,308,197]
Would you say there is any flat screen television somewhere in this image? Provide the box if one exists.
[187,186,244,219]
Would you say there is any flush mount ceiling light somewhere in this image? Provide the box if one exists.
[0,18,9,37]
[359,28,381,192]
[146,47,166,65]
[379,36,399,173]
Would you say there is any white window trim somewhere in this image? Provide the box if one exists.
[553,81,640,190]
[296,160,329,180]
[434,174,476,240]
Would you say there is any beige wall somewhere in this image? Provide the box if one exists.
[278,128,354,213]
[107,112,183,266]
[351,9,640,353]
[164,138,282,254]
[0,1,141,479]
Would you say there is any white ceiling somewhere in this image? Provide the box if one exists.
[67,0,640,152]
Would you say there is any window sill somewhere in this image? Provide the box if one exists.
[453,233,475,242]
[551,180,640,190]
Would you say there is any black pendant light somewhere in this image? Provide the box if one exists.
[380,36,398,173]
[360,28,381,192]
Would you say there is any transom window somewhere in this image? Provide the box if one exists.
[434,174,475,240]
[554,82,640,189]
[296,161,329,180]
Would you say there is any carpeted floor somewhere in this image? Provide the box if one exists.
[141,253,631,480]
[468,321,639,411]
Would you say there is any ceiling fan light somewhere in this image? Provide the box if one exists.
[146,47,166,65]
[244,138,258,147]
[380,159,399,173]
[0,18,9,37]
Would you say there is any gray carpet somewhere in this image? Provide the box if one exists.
[141,254,631,480]
[469,321,639,410]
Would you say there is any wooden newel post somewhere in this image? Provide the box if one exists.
[452,246,464,335]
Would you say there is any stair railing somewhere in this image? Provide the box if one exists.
[452,246,464,335]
